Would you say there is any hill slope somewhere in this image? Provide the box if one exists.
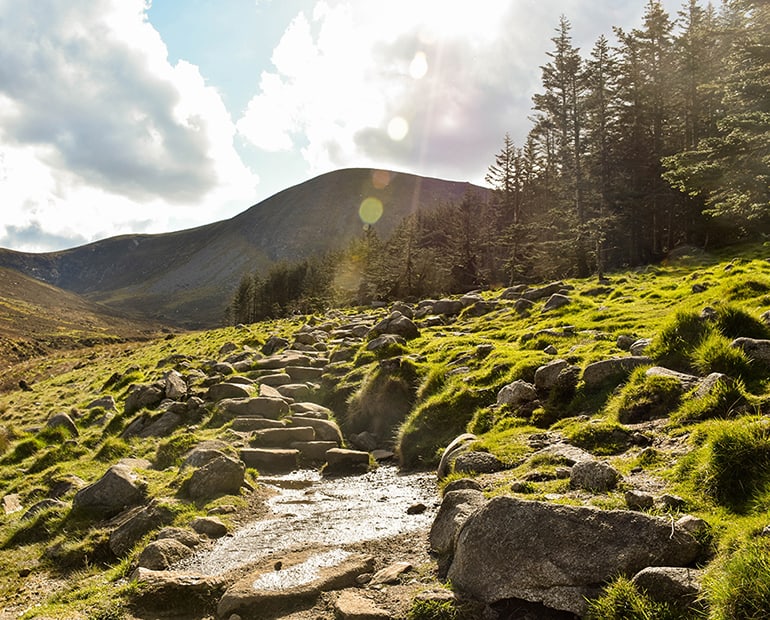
[0,169,488,328]
[0,266,163,384]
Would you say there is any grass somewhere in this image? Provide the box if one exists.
[1,244,770,615]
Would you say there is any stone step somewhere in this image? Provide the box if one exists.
[287,416,343,444]
[324,448,371,476]
[217,396,289,420]
[286,365,324,382]
[239,448,299,474]
[230,417,285,432]
[291,441,339,463]
[276,383,316,401]
[251,426,316,447]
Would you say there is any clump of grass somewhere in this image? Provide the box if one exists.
[692,332,753,379]
[610,370,684,424]
[672,379,749,425]
[406,598,458,620]
[2,436,43,464]
[648,310,711,372]
[724,279,770,301]
[586,576,685,620]
[556,418,630,456]
[155,433,199,469]
[398,382,495,469]
[345,357,421,440]
[682,418,770,512]
[713,303,770,340]
[705,536,770,619]
[95,437,131,462]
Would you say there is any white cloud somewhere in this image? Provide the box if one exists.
[0,0,257,252]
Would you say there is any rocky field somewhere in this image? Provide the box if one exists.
[1,244,770,619]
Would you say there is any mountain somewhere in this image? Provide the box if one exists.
[0,168,489,328]
[0,266,163,381]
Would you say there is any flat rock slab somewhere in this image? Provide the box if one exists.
[334,590,391,620]
[251,426,316,447]
[130,568,228,615]
[292,441,340,463]
[240,448,299,474]
[230,417,286,432]
[217,551,374,619]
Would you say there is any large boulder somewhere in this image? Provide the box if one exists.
[124,383,165,416]
[429,489,486,575]
[72,464,147,519]
[447,496,704,616]
[183,455,245,502]
[581,356,652,388]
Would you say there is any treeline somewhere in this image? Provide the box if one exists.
[226,0,769,323]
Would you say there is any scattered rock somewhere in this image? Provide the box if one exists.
[369,311,420,341]
[72,464,147,520]
[217,552,374,619]
[731,337,770,364]
[437,434,477,480]
[184,455,245,502]
[334,591,390,620]
[581,356,652,388]
[45,412,79,437]
[324,448,371,475]
[137,538,194,570]
[370,561,413,585]
[496,380,537,407]
[625,490,655,511]
[191,516,228,538]
[453,451,505,475]
[570,460,620,493]
[542,293,571,312]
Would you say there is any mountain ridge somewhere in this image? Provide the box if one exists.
[0,168,489,327]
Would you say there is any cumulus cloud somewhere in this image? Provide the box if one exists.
[236,0,678,184]
[0,0,257,251]
[235,1,562,182]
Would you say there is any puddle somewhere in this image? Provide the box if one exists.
[250,549,351,591]
[177,466,437,576]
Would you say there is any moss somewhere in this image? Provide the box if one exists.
[557,418,630,456]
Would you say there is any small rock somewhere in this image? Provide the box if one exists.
[625,490,654,511]
[370,561,412,585]
[407,503,427,515]
[570,460,620,493]
[334,591,390,620]
[442,478,483,494]
[191,516,228,538]
[660,494,687,511]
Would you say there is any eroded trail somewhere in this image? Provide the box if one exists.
[176,466,438,578]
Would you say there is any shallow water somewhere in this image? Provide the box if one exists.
[176,466,437,576]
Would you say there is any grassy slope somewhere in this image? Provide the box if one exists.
[0,267,165,390]
[0,243,769,617]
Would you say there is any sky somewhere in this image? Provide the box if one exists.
[0,0,683,253]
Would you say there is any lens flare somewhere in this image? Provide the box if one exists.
[359,197,383,225]
[387,116,409,141]
[371,169,392,189]
[409,51,428,79]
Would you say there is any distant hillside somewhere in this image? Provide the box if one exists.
[0,267,163,383]
[0,169,488,328]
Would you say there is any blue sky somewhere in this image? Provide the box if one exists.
[0,0,682,252]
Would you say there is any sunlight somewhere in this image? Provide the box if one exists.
[387,116,409,141]
[409,51,428,79]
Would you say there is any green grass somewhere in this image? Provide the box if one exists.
[1,244,770,615]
